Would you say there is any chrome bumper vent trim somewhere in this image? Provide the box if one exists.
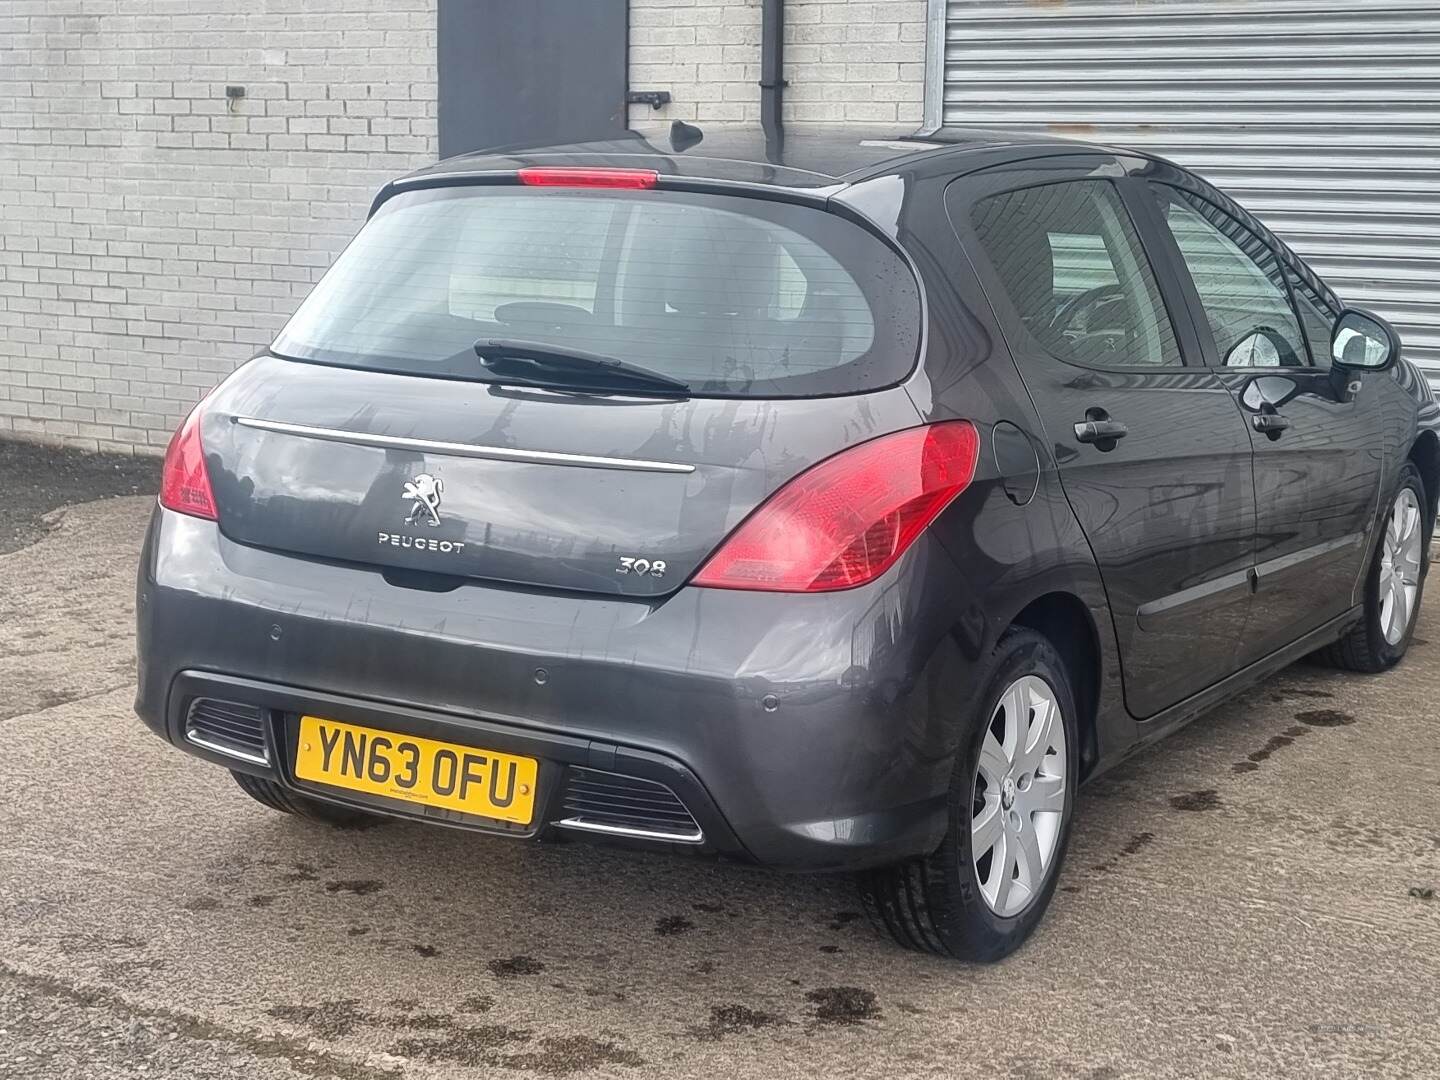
[184,698,269,766]
[557,768,704,844]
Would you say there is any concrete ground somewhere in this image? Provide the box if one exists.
[2,492,1437,1080]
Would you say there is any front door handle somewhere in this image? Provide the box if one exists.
[1073,418,1129,444]
[1252,413,1291,435]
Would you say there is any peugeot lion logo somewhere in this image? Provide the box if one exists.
[402,473,444,527]
[377,473,466,555]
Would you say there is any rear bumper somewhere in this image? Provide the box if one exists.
[162,669,747,853]
[136,509,977,870]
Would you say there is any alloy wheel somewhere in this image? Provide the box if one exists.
[1380,487,1424,646]
[971,675,1068,917]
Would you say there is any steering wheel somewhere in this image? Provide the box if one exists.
[1052,283,1128,336]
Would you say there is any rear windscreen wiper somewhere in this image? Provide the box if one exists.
[472,339,691,396]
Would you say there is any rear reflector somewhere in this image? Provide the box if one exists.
[691,421,980,593]
[517,167,658,190]
[159,404,218,521]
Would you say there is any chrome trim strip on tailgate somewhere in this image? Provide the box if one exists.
[232,416,696,474]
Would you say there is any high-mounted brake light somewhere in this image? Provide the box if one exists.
[517,167,658,190]
[158,403,218,521]
[692,421,980,593]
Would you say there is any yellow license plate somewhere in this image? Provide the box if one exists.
[294,716,538,825]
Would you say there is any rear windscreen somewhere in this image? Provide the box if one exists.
[270,186,921,397]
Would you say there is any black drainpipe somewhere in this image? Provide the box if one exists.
[760,0,786,158]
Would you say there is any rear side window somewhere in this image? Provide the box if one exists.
[969,180,1182,368]
[271,186,921,398]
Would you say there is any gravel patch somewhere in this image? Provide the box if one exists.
[0,440,159,556]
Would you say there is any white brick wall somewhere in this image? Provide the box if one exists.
[0,0,437,455]
[2,1,927,454]
[628,0,927,128]
[630,0,764,125]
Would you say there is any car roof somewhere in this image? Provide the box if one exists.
[391,125,1112,191]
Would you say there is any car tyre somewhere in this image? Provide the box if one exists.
[1317,462,1429,674]
[230,770,383,829]
[859,628,1078,961]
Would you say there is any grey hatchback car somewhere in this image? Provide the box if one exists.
[137,126,1436,960]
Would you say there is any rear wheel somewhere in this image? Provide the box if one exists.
[860,629,1078,961]
[230,770,383,828]
[1317,463,1428,673]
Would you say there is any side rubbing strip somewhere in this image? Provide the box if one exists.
[1136,533,1366,626]
[1137,568,1251,623]
[232,417,695,474]
[1253,533,1365,581]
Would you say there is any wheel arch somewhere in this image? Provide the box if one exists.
[1407,430,1440,538]
[1007,591,1101,780]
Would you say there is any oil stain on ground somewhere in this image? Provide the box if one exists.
[1233,726,1310,773]
[488,955,546,978]
[1295,709,1357,727]
[806,987,880,1025]
[655,915,695,936]
[1092,830,1155,873]
[323,879,384,896]
[267,1000,370,1040]
[505,1035,644,1075]
[389,1013,454,1031]
[391,1022,530,1066]
[1120,831,1155,856]
[1170,790,1221,812]
[269,997,632,1074]
[688,1003,785,1041]
[393,1020,644,1075]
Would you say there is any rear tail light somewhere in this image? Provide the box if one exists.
[159,403,218,521]
[692,421,980,593]
[517,167,658,190]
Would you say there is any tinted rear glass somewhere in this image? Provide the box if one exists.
[271,186,921,397]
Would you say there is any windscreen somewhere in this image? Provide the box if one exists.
[270,185,921,397]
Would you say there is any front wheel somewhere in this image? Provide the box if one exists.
[860,629,1078,961]
[1317,462,1428,673]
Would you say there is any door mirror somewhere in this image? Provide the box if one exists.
[1332,309,1398,371]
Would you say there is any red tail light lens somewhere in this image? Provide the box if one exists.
[517,167,658,190]
[158,404,218,521]
[692,421,980,593]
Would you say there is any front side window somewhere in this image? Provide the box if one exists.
[969,180,1182,368]
[1154,187,1308,369]
[271,186,921,398]
[1286,265,1339,369]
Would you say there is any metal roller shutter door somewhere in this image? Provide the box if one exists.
[933,0,1440,381]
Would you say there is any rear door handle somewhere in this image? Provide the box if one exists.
[1073,419,1129,444]
[1251,413,1291,434]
